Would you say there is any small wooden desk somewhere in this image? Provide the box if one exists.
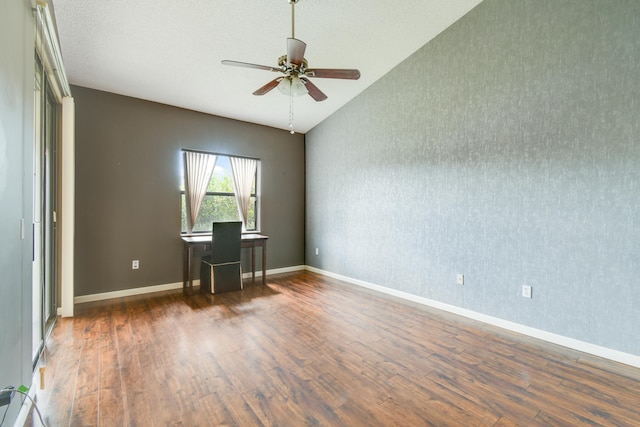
[181,233,269,289]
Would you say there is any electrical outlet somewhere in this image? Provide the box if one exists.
[456,274,464,286]
[522,285,532,298]
[132,260,139,270]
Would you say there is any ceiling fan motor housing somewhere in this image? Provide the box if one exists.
[278,55,308,73]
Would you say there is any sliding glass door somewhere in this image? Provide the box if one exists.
[43,71,58,338]
[32,55,59,365]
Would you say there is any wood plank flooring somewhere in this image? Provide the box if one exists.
[26,271,640,426]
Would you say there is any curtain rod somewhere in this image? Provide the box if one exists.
[181,148,260,162]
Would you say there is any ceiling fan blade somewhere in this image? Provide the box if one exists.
[253,78,283,96]
[300,77,327,102]
[221,60,281,72]
[287,38,307,67]
[305,68,361,80]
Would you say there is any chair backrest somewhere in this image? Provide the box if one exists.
[211,221,242,264]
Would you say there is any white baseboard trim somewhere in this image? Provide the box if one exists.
[305,266,640,369]
[74,282,184,304]
[73,265,307,305]
[253,265,306,276]
[69,265,640,368]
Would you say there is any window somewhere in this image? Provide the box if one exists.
[181,152,259,233]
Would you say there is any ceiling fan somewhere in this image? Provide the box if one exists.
[221,0,361,105]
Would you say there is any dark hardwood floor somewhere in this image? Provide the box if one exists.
[26,271,640,426]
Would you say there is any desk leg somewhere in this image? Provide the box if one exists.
[261,241,267,285]
[187,246,194,289]
[251,246,256,283]
[183,244,188,289]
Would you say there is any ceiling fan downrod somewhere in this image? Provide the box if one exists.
[288,0,300,134]
[289,0,299,39]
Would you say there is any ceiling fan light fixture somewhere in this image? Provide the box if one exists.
[277,75,308,97]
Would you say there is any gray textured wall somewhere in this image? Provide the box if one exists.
[0,1,35,424]
[73,86,305,296]
[306,0,640,355]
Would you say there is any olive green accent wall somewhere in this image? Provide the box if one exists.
[73,86,304,296]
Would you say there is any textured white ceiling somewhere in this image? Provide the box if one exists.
[52,0,482,133]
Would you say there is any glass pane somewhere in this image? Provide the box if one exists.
[246,196,256,230]
[181,193,187,230]
[210,156,235,192]
[181,194,257,232]
[193,194,239,232]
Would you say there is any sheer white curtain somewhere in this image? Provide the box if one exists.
[183,150,217,233]
[230,156,258,231]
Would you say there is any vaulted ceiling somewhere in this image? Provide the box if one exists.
[52,0,482,133]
